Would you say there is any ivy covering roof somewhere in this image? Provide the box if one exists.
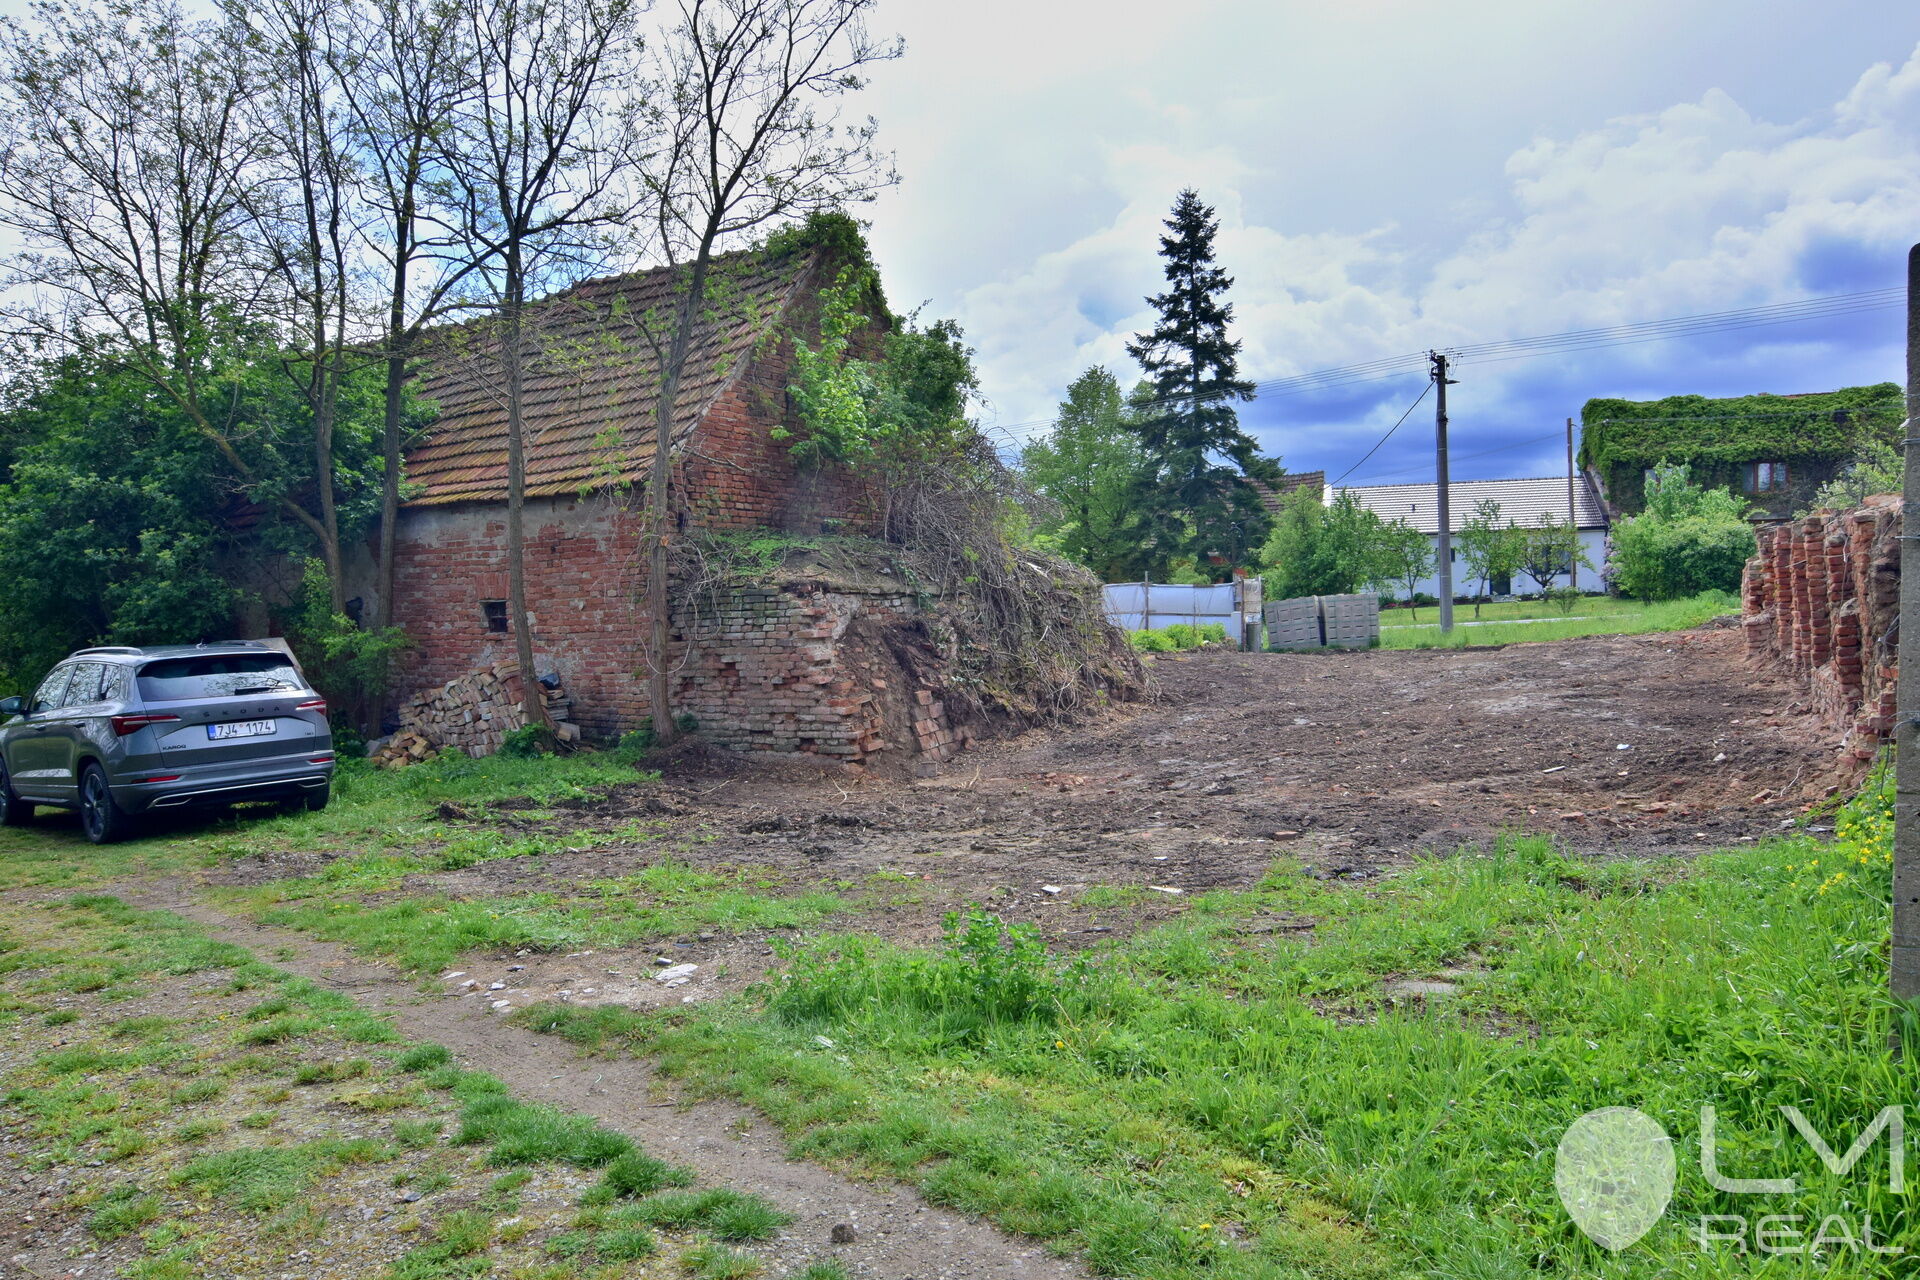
[1577,383,1904,473]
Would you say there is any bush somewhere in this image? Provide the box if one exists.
[1130,630,1175,652]
[498,725,555,759]
[1198,622,1227,643]
[1613,463,1757,600]
[1161,623,1199,649]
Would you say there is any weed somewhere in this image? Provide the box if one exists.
[170,1078,222,1104]
[42,1009,78,1027]
[239,1111,278,1130]
[789,1265,849,1280]
[601,1150,696,1198]
[393,1119,442,1149]
[683,1242,763,1279]
[452,1094,632,1168]
[87,1186,162,1239]
[395,1043,452,1072]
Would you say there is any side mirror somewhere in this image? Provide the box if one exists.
[0,697,22,716]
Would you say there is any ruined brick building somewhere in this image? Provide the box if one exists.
[352,243,1133,771]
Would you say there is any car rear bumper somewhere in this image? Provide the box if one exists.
[113,763,334,812]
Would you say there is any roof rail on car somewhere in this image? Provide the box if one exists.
[72,646,145,656]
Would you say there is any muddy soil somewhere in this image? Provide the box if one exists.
[226,629,1837,965]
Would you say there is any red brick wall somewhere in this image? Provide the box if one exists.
[384,324,889,757]
[1741,497,1901,764]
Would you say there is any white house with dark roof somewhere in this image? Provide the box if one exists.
[1334,475,1610,598]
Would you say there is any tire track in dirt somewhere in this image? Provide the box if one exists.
[116,885,1091,1280]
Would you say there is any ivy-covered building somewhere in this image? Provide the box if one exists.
[1577,383,1904,523]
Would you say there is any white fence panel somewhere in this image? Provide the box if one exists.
[1102,580,1260,647]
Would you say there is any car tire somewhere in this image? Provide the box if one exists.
[79,764,132,845]
[302,782,330,813]
[0,762,32,827]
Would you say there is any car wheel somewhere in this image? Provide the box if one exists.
[302,782,330,813]
[0,762,32,827]
[79,764,132,845]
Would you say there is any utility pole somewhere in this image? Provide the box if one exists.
[1894,241,1920,1011]
[1567,416,1579,593]
[1432,351,1456,634]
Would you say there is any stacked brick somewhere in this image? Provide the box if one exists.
[1741,496,1901,764]
[372,661,580,764]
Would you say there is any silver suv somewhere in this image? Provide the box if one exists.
[0,642,335,843]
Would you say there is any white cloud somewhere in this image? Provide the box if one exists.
[942,36,1920,483]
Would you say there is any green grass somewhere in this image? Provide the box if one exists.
[1,892,794,1276]
[228,859,850,976]
[0,750,656,893]
[1378,590,1737,649]
[1380,593,1651,627]
[519,776,1912,1279]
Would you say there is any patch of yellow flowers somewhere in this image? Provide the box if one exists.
[1785,779,1893,901]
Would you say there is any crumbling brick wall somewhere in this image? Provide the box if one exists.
[670,580,962,774]
[1741,496,1901,764]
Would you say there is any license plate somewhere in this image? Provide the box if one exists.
[208,720,275,741]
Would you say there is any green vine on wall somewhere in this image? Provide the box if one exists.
[1578,383,1904,473]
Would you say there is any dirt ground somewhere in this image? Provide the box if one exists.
[345,627,1838,962]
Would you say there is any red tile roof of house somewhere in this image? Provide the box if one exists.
[406,248,819,506]
[1248,470,1325,515]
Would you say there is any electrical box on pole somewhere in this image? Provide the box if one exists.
[1432,352,1456,634]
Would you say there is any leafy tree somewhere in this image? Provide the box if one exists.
[1125,189,1279,579]
[1613,462,1756,600]
[1374,519,1435,620]
[1804,437,1904,514]
[1260,487,1389,600]
[0,358,245,682]
[1515,516,1594,596]
[1456,499,1523,618]
[1019,367,1142,581]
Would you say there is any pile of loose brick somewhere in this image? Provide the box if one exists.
[372,660,579,765]
[1741,495,1900,766]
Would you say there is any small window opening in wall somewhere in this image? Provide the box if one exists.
[482,600,509,633]
[1746,461,1788,493]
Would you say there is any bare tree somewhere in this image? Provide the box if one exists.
[636,0,898,744]
[442,0,643,729]
[236,0,365,612]
[324,0,489,629]
[0,2,294,508]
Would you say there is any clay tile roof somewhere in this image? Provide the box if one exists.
[1336,475,1608,534]
[1247,470,1326,515]
[406,248,817,506]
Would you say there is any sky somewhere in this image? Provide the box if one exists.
[852,0,1920,487]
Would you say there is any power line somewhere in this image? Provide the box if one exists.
[986,285,1902,446]
[1328,382,1431,487]
[1338,428,1565,486]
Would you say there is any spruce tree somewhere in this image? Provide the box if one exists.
[1125,189,1280,578]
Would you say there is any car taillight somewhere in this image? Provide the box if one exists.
[137,775,181,783]
[309,755,334,764]
[110,713,180,736]
[296,698,328,715]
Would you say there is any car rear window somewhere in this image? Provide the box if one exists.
[135,655,306,703]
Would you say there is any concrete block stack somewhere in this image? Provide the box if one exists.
[1265,594,1381,651]
[371,660,579,764]
[1264,596,1324,651]
[1742,495,1900,765]
[1319,593,1382,650]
